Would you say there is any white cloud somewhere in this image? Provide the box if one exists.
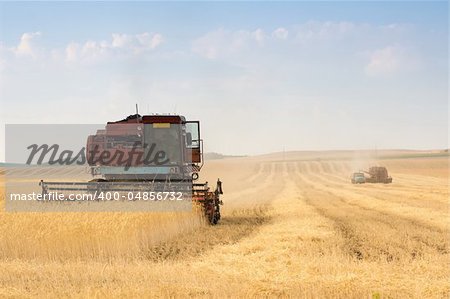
[0,31,164,65]
[111,33,131,48]
[272,27,289,40]
[136,32,163,50]
[65,42,79,62]
[192,22,378,59]
[192,28,268,59]
[295,21,358,41]
[81,40,110,60]
[365,45,404,76]
[111,33,163,52]
[252,28,265,45]
[64,32,163,63]
[13,32,41,57]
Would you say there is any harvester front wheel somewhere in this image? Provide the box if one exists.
[87,178,107,199]
[204,200,220,225]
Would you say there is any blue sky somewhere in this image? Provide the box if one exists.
[0,2,447,43]
[0,1,448,158]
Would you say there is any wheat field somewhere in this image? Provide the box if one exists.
[0,151,448,298]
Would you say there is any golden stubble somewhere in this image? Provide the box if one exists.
[0,153,448,298]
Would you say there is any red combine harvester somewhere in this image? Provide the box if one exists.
[364,166,392,184]
[39,114,223,224]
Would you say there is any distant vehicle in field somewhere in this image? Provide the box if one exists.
[364,166,393,184]
[351,172,366,184]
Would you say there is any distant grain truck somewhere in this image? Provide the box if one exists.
[351,172,366,184]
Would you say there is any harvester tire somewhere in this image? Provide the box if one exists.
[204,201,220,225]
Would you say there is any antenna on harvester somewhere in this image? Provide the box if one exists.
[135,103,140,123]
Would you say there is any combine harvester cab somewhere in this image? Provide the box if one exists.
[40,114,223,224]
